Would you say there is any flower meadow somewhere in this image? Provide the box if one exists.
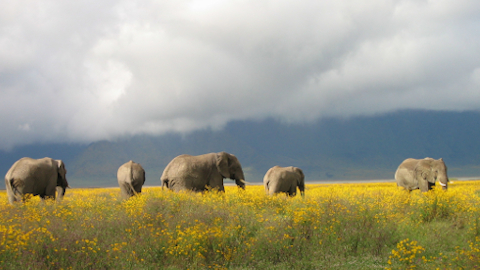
[1,181,480,269]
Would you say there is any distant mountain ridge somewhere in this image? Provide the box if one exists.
[1,110,480,187]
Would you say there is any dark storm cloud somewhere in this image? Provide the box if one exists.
[1,0,480,149]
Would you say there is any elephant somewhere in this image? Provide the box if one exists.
[117,160,146,198]
[263,166,305,197]
[161,152,246,192]
[5,157,69,204]
[395,158,449,192]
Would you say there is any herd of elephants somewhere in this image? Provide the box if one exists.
[4,151,449,204]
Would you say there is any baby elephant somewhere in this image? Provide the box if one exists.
[117,160,145,198]
[264,166,305,197]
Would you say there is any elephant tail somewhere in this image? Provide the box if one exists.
[128,167,138,196]
[128,182,138,196]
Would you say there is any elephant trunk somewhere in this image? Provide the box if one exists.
[298,178,305,198]
[234,169,246,189]
[235,179,246,190]
[438,175,448,190]
[439,180,448,190]
[299,186,305,197]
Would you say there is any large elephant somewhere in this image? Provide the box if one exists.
[117,160,146,198]
[395,158,449,192]
[161,152,246,192]
[263,166,305,197]
[5,157,69,204]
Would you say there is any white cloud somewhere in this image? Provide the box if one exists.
[18,123,31,131]
[0,0,480,150]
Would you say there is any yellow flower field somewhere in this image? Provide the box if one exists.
[1,181,480,269]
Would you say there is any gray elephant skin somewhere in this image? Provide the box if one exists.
[161,152,246,192]
[117,160,146,198]
[395,158,449,192]
[5,157,69,204]
[264,166,305,197]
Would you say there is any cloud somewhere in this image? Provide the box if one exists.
[1,0,480,150]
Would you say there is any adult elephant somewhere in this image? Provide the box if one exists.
[395,158,449,192]
[161,152,246,192]
[117,160,146,198]
[5,157,69,204]
[263,166,305,197]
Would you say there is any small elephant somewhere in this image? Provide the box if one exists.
[117,160,145,198]
[161,152,246,192]
[264,166,305,197]
[395,158,449,192]
[5,157,69,204]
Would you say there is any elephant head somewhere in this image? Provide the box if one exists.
[294,167,305,197]
[414,158,448,192]
[55,160,69,199]
[216,152,246,189]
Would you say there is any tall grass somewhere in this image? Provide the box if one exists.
[1,181,480,269]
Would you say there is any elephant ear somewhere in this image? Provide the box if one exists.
[55,160,69,187]
[56,160,66,175]
[419,160,436,182]
[415,164,432,192]
[294,167,305,185]
[216,152,230,178]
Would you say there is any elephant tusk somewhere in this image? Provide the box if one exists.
[239,179,251,185]
[439,181,447,187]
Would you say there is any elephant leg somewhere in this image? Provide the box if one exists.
[126,185,134,197]
[6,189,17,204]
[44,195,56,201]
[45,185,57,201]
[8,194,17,204]
[132,180,143,194]
[40,194,55,201]
[289,185,297,197]
[208,176,225,192]
[56,186,66,201]
[126,182,138,197]
[119,184,129,198]
[7,181,22,204]
[268,182,279,195]
[22,193,34,203]
[419,179,429,192]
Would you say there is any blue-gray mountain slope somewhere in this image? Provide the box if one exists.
[1,110,480,187]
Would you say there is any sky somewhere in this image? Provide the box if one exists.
[1,0,480,150]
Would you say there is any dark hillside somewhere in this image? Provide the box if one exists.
[1,110,480,187]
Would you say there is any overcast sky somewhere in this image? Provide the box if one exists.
[1,0,480,150]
